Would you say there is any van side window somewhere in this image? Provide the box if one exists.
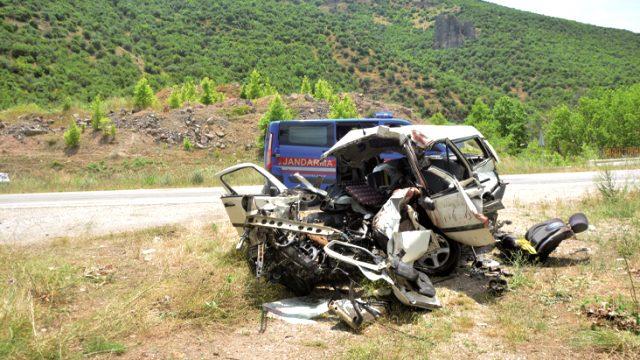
[279,124,333,147]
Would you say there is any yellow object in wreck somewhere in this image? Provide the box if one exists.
[516,238,537,255]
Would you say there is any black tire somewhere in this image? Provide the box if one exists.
[414,233,461,276]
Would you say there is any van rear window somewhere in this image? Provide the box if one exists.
[279,124,332,147]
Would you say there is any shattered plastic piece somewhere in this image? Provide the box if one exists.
[262,297,329,324]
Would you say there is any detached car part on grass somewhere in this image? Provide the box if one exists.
[215,125,585,311]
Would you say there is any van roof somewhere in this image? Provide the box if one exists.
[269,118,411,125]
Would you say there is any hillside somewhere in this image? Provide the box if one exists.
[2,0,640,119]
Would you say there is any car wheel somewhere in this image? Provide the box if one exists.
[414,233,461,276]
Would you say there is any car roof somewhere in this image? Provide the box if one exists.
[322,125,492,160]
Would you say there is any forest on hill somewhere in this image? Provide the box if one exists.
[2,0,640,120]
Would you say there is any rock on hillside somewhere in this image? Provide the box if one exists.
[433,14,476,49]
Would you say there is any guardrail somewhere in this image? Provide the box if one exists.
[587,157,640,167]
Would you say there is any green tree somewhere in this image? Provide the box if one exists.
[328,95,358,119]
[168,86,182,109]
[300,76,312,94]
[241,69,275,99]
[313,79,334,101]
[200,77,223,105]
[428,112,448,125]
[545,104,584,156]
[493,96,529,150]
[180,78,197,103]
[258,94,293,149]
[90,96,105,131]
[133,77,156,109]
[465,98,501,141]
[63,120,81,148]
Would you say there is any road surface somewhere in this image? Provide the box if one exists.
[1,169,638,244]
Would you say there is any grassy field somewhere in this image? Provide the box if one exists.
[1,187,639,358]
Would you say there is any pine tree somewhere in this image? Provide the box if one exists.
[244,69,264,99]
[313,79,333,100]
[64,120,81,148]
[133,77,156,109]
[90,96,105,131]
[200,77,223,105]
[180,78,197,103]
[258,94,293,149]
[300,76,312,94]
[328,95,358,119]
[168,86,182,109]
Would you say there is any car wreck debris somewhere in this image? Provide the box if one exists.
[216,125,589,327]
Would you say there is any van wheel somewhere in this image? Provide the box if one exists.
[413,233,461,276]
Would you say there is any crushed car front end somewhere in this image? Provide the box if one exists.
[215,125,506,309]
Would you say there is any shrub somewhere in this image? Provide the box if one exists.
[240,69,276,99]
[328,94,358,119]
[183,137,193,151]
[300,76,312,94]
[428,112,448,125]
[313,79,333,100]
[62,96,72,111]
[191,170,204,184]
[90,96,105,131]
[258,94,293,149]
[133,77,156,109]
[63,120,81,148]
[168,86,182,109]
[200,77,223,105]
[180,78,197,103]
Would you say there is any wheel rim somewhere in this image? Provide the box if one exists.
[415,234,451,271]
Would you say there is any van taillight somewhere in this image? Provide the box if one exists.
[265,133,273,171]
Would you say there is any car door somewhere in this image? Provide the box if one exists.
[215,163,289,234]
[424,167,494,246]
[422,140,494,247]
[453,136,506,215]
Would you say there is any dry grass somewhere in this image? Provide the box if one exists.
[1,191,640,358]
[0,224,288,359]
[0,133,262,194]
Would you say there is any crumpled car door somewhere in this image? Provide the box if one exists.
[423,166,494,247]
[215,163,288,234]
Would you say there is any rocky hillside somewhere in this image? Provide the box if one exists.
[2,0,640,120]
[0,93,419,155]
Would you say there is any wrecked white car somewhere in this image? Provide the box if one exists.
[216,125,586,313]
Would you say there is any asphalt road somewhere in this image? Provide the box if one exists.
[1,169,638,244]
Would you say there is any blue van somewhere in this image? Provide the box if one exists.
[264,113,411,190]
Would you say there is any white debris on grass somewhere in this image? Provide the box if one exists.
[262,296,330,325]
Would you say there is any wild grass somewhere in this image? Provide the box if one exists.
[0,225,287,359]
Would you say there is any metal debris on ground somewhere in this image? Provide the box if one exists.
[262,296,330,325]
